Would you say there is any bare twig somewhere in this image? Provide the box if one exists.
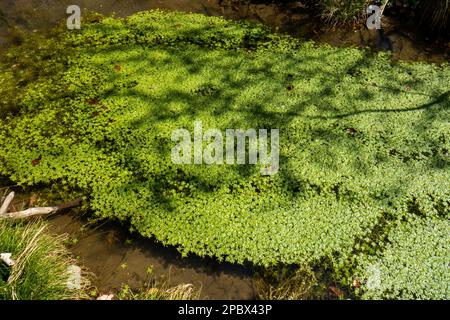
[380,0,389,17]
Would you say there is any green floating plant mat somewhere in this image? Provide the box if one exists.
[0,10,449,299]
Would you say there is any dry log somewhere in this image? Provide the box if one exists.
[0,191,15,215]
[0,196,82,220]
[0,206,59,220]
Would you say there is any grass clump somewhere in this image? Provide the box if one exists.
[0,220,84,300]
[0,10,449,299]
[313,0,371,27]
[418,0,450,33]
[255,265,320,300]
[117,283,200,300]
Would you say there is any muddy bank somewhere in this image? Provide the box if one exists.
[0,0,448,63]
[47,211,255,300]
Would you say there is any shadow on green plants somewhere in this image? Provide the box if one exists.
[0,10,448,299]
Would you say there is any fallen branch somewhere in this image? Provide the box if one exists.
[380,0,389,17]
[0,198,82,220]
[0,191,15,215]
[0,206,59,220]
[0,253,15,266]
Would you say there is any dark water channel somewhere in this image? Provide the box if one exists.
[1,0,448,62]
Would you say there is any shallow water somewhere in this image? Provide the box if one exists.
[1,0,448,62]
[0,0,309,42]
[47,212,255,299]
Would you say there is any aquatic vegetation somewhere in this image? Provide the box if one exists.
[353,217,449,299]
[0,220,84,300]
[117,283,200,300]
[0,10,448,299]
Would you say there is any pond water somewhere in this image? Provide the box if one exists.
[1,0,448,62]
[48,212,256,299]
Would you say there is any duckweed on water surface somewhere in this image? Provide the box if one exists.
[0,10,448,299]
